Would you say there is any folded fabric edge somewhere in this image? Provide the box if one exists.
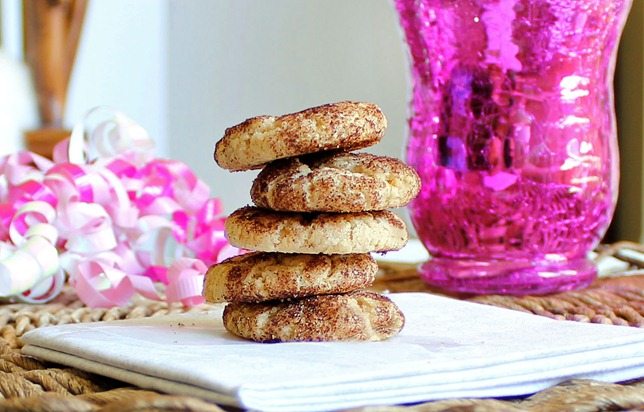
[234,338,644,394]
[20,344,644,412]
[21,344,240,407]
[239,363,644,412]
[19,298,644,395]
[20,311,223,335]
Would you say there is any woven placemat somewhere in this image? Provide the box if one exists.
[0,244,642,411]
[375,262,644,327]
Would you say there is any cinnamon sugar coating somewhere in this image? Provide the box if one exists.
[222,291,405,342]
[225,206,408,254]
[203,252,377,303]
[214,101,386,171]
[251,152,421,212]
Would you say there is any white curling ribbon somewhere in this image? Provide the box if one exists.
[65,223,117,254]
[1,152,52,186]
[9,201,57,245]
[92,112,154,158]
[22,236,60,276]
[135,225,184,268]
[41,173,75,207]
[58,251,82,278]
[92,264,127,292]
[135,215,185,267]
[68,107,154,165]
[25,223,58,245]
[0,236,59,296]
[16,269,66,304]
[96,167,139,228]
[67,121,87,165]
[0,243,15,260]
[0,250,39,295]
[63,252,127,291]
[59,202,117,254]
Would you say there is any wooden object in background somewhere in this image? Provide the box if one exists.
[22,0,87,158]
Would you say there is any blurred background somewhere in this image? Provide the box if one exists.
[0,0,642,241]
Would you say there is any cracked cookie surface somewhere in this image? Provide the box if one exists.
[251,152,420,212]
[214,101,386,171]
[204,252,377,303]
[223,291,405,342]
[225,206,408,254]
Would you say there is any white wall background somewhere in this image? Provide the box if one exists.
[0,0,37,155]
[166,0,409,212]
[66,0,169,155]
[2,0,411,214]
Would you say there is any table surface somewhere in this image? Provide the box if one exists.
[0,243,642,411]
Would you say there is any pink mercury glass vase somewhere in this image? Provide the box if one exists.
[395,0,632,295]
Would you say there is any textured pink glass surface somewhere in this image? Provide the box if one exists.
[395,0,632,294]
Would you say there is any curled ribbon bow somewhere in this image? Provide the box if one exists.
[0,107,240,306]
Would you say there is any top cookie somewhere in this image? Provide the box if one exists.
[214,101,386,171]
[251,152,421,212]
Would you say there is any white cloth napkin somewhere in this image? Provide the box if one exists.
[21,293,644,411]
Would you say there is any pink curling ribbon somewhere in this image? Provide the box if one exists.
[0,107,240,306]
[165,258,208,307]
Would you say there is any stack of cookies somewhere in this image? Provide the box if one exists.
[204,101,420,342]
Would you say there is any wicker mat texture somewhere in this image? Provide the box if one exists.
[0,243,642,411]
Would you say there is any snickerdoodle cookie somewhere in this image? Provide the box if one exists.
[251,152,421,212]
[222,291,405,342]
[225,207,408,254]
[214,102,386,171]
[203,252,377,303]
